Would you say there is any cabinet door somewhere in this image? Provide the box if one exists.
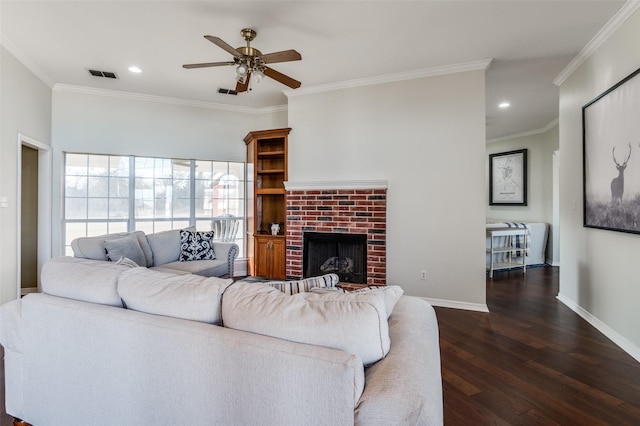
[270,238,286,280]
[255,238,272,278]
[255,237,286,279]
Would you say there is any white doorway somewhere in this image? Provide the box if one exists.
[17,134,51,297]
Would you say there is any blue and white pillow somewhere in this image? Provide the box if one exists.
[179,230,216,261]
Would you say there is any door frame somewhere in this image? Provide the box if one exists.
[16,133,51,297]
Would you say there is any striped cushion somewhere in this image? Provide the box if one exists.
[262,274,339,295]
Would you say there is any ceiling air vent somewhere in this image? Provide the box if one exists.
[88,69,118,79]
[218,88,238,96]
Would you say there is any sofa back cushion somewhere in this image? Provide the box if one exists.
[146,227,195,266]
[71,231,154,267]
[221,283,390,365]
[117,268,233,324]
[310,285,404,319]
[41,257,128,307]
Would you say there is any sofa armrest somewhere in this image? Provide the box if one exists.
[212,242,239,277]
[355,296,443,425]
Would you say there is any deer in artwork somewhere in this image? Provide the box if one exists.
[611,143,632,203]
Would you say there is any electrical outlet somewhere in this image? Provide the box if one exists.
[420,270,427,280]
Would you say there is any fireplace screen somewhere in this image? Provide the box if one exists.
[303,232,367,284]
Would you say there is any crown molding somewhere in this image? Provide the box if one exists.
[284,180,388,191]
[487,117,559,144]
[284,59,492,98]
[0,35,54,88]
[554,1,640,86]
[52,84,287,114]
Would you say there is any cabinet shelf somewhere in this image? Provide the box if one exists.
[258,151,285,157]
[257,169,285,174]
[486,227,527,278]
[256,188,285,195]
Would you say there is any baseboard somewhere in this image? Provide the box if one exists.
[423,297,490,313]
[557,293,640,363]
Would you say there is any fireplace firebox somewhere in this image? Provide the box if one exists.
[303,232,367,284]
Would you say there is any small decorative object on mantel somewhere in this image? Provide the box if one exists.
[583,66,640,235]
[489,149,527,206]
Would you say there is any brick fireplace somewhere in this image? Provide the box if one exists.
[284,181,387,285]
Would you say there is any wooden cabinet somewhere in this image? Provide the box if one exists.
[255,235,286,279]
[244,128,290,279]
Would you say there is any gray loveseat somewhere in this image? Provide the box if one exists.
[71,228,239,277]
[0,257,443,425]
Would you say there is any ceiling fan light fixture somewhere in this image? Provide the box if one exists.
[253,68,265,83]
[236,63,248,77]
[235,74,247,84]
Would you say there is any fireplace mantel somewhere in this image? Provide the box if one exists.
[284,180,388,191]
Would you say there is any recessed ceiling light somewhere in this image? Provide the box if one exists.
[128,66,142,73]
[498,102,511,109]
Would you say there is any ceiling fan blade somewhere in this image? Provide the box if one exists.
[182,61,235,69]
[260,49,302,64]
[236,72,251,93]
[263,66,301,89]
[204,35,242,57]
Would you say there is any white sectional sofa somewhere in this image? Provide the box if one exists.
[0,257,443,426]
[71,228,239,278]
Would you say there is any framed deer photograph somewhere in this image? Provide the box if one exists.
[489,149,527,206]
[583,66,640,234]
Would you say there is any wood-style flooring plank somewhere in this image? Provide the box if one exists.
[437,266,640,425]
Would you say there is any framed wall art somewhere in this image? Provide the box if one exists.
[489,149,527,206]
[583,66,640,234]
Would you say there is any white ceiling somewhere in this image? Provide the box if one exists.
[0,1,625,141]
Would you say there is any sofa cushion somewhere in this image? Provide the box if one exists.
[179,230,216,261]
[41,257,128,307]
[103,234,146,267]
[260,274,339,295]
[146,227,195,265]
[151,259,228,277]
[115,257,140,268]
[71,231,154,267]
[117,268,233,324]
[222,283,390,365]
[310,285,404,318]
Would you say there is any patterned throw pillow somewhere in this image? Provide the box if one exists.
[179,230,216,261]
[262,273,339,295]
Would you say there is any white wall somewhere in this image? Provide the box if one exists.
[0,46,52,304]
[486,124,559,263]
[558,9,640,359]
[287,71,487,308]
[50,89,286,255]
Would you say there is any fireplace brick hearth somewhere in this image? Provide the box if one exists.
[285,186,387,285]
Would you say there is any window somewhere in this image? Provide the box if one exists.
[64,153,245,256]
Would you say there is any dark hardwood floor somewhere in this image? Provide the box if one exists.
[437,266,640,425]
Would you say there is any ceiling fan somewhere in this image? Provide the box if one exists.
[183,28,302,93]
